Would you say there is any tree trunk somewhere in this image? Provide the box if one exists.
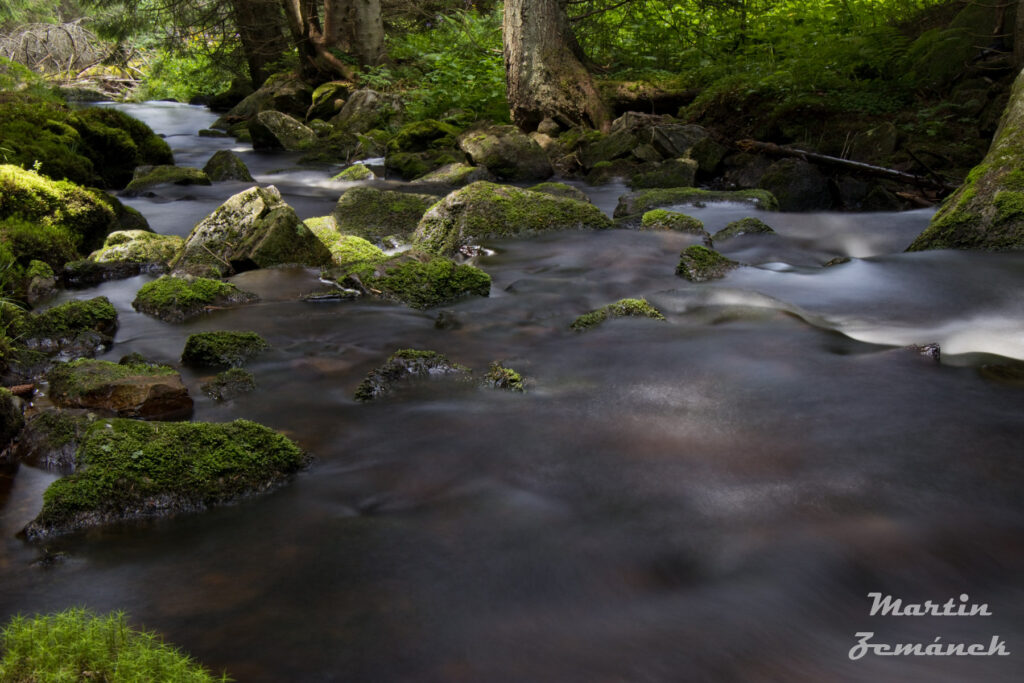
[1015,0,1024,68]
[231,0,292,87]
[502,0,611,132]
[282,0,387,80]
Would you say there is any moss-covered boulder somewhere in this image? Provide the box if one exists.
[713,217,776,241]
[0,387,24,454]
[132,275,258,323]
[412,163,496,188]
[483,362,525,392]
[639,209,706,235]
[0,165,118,257]
[332,187,438,244]
[12,410,96,471]
[201,368,257,402]
[571,298,665,331]
[92,192,151,233]
[122,166,211,197]
[71,107,174,189]
[88,230,183,268]
[345,255,491,309]
[307,81,350,121]
[329,88,403,134]
[219,72,313,122]
[250,110,318,151]
[354,349,470,402]
[24,259,57,304]
[758,158,831,211]
[46,359,192,421]
[614,187,779,220]
[181,331,269,368]
[202,150,253,182]
[527,182,590,203]
[629,158,698,189]
[333,164,375,181]
[15,297,118,359]
[413,181,612,256]
[306,221,388,268]
[383,120,464,180]
[458,125,553,181]
[171,186,331,278]
[23,418,307,539]
[908,68,1024,251]
[676,245,738,282]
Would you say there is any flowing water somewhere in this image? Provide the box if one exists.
[1,102,1022,682]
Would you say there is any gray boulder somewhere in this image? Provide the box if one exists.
[458,125,553,181]
[250,110,318,151]
[329,89,403,134]
[203,150,254,182]
[758,158,832,211]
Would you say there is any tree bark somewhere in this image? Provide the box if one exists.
[1015,0,1024,68]
[281,0,383,80]
[503,0,611,132]
[231,0,292,87]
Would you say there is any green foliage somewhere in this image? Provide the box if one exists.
[0,608,229,682]
[365,10,508,123]
[133,48,238,103]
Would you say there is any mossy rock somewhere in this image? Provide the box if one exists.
[385,149,464,181]
[90,192,152,233]
[333,164,375,181]
[458,125,553,181]
[88,230,183,267]
[527,182,590,203]
[329,88,403,135]
[640,209,706,235]
[482,362,525,392]
[386,119,461,155]
[306,221,387,268]
[132,276,258,323]
[181,331,269,368]
[412,163,496,188]
[354,349,470,402]
[46,359,192,421]
[676,245,738,282]
[201,368,257,401]
[908,68,1024,251]
[362,255,491,309]
[332,187,438,244]
[172,186,331,278]
[71,107,174,188]
[713,217,776,241]
[202,150,253,182]
[614,187,779,219]
[122,166,211,197]
[628,158,698,189]
[0,387,24,453]
[413,181,612,257]
[14,297,118,360]
[12,409,97,471]
[571,298,666,331]
[0,165,118,257]
[24,418,307,539]
[307,81,350,121]
[251,110,318,151]
[758,158,831,211]
[62,259,153,288]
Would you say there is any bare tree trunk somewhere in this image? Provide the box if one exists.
[502,0,611,132]
[282,0,382,79]
[232,0,291,87]
[1015,0,1024,68]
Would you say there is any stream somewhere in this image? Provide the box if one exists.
[1,102,1022,682]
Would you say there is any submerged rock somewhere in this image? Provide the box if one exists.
[614,187,778,219]
[571,298,666,331]
[712,217,776,241]
[458,125,553,181]
[354,349,470,402]
[23,418,307,539]
[172,186,331,278]
[201,368,257,401]
[46,359,193,420]
[639,209,707,236]
[413,181,612,256]
[202,150,254,182]
[483,362,525,392]
[332,187,438,244]
[122,165,211,197]
[181,331,269,368]
[676,245,739,282]
[333,164,375,181]
[132,275,258,323]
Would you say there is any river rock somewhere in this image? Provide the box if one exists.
[250,110,318,151]
[639,210,707,236]
[88,230,183,268]
[527,182,590,203]
[354,349,470,402]
[328,251,491,309]
[411,163,496,189]
[332,187,438,244]
[220,72,313,122]
[758,158,832,211]
[172,186,331,277]
[629,158,698,189]
[181,331,269,368]
[12,410,95,471]
[334,164,375,181]
[712,217,776,241]
[614,188,779,221]
[132,275,259,323]
[0,387,24,456]
[413,181,611,256]
[46,359,193,420]
[122,165,211,196]
[22,417,307,539]
[571,298,666,331]
[203,150,254,181]
[458,125,553,181]
[307,81,350,121]
[676,245,739,282]
[330,88,403,134]
[15,297,118,360]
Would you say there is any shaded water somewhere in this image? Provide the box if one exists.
[1,103,1023,681]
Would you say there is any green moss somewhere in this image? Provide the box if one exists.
[571,297,666,331]
[0,386,24,449]
[29,418,306,536]
[333,164,375,181]
[629,159,698,190]
[385,149,464,181]
[676,245,739,282]
[47,359,177,400]
[712,217,776,240]
[0,216,78,272]
[640,209,706,234]
[614,187,779,218]
[132,276,257,323]
[0,608,227,681]
[0,164,118,255]
[483,362,524,392]
[307,222,386,268]
[23,297,117,339]
[123,166,211,196]
[371,257,491,309]
[72,107,174,188]
[201,368,257,401]
[181,331,269,368]
[413,181,612,256]
[332,187,437,243]
[527,182,590,202]
[993,191,1024,226]
[386,120,461,155]
[354,348,470,402]
[25,259,54,280]
[89,230,184,265]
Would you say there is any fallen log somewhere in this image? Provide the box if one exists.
[735,139,958,194]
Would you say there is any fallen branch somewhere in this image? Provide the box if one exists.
[735,139,958,194]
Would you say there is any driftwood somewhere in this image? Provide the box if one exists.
[735,139,958,194]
